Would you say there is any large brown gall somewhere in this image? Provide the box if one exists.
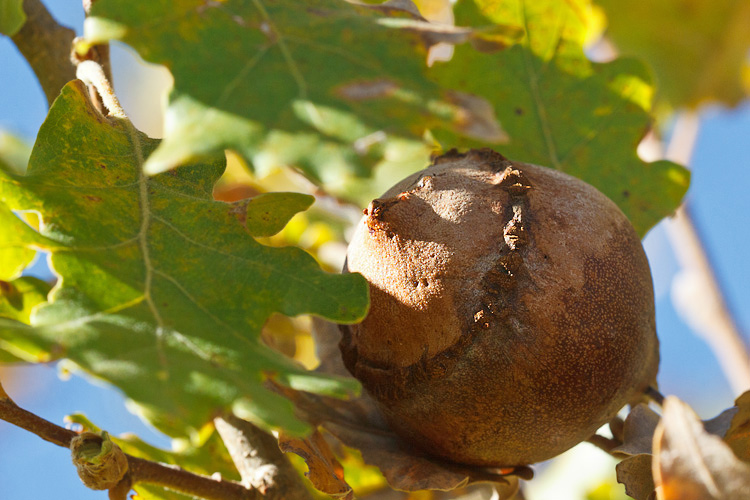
[340,148,659,466]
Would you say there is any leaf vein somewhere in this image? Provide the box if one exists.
[520,0,562,170]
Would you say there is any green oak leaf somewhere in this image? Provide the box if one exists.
[0,131,36,282]
[0,80,368,436]
[0,0,25,36]
[0,200,38,282]
[0,276,49,324]
[84,0,466,179]
[0,277,50,362]
[0,130,32,175]
[430,0,690,236]
[597,0,750,108]
[244,192,314,237]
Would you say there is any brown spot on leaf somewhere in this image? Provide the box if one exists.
[335,79,398,101]
[446,91,508,143]
[228,200,249,226]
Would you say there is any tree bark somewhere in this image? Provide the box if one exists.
[11,0,77,107]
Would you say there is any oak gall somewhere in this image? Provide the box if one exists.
[340,149,659,466]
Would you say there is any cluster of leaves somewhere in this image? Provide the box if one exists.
[614,392,750,499]
[1,0,749,498]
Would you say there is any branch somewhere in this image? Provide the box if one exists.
[10,0,77,107]
[663,112,750,395]
[214,413,313,500]
[126,456,259,500]
[0,380,274,499]
[0,382,78,446]
[646,386,665,406]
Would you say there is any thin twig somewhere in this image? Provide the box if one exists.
[0,381,264,499]
[0,389,78,447]
[663,112,750,395]
[10,0,76,107]
[108,476,133,500]
[126,457,258,500]
[586,434,621,457]
[646,386,666,407]
[214,413,313,500]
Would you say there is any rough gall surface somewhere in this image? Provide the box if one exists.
[340,148,659,466]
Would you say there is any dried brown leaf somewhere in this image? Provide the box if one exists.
[347,0,426,20]
[321,419,522,493]
[703,406,739,438]
[653,396,750,500]
[613,404,661,457]
[348,0,522,49]
[616,454,655,500]
[725,390,750,462]
[446,91,508,143]
[279,429,352,499]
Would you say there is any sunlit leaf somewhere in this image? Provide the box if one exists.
[0,207,38,282]
[596,0,750,108]
[0,130,31,175]
[0,277,50,362]
[84,0,466,182]
[0,131,36,282]
[0,80,368,436]
[430,0,690,236]
[244,192,314,237]
[0,277,49,324]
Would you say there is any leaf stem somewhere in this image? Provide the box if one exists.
[646,386,666,406]
[586,433,621,456]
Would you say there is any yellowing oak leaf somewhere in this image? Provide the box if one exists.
[0,80,368,437]
[83,0,504,191]
[597,0,750,108]
[429,0,689,236]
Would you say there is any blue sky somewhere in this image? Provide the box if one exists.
[1,2,749,499]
